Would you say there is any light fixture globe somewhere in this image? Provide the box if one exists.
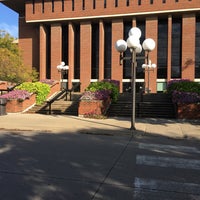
[151,63,157,68]
[61,61,65,66]
[128,27,142,39]
[142,38,156,51]
[135,44,142,54]
[115,39,127,53]
[127,36,140,49]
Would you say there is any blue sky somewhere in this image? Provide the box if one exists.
[0,3,18,38]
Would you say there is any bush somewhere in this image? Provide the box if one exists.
[167,79,200,104]
[85,80,119,102]
[167,79,200,95]
[16,82,50,105]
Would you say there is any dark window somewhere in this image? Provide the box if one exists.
[123,21,132,79]
[138,0,141,5]
[42,0,44,13]
[104,0,106,8]
[162,0,166,3]
[74,24,80,79]
[72,0,74,11]
[171,18,182,78]
[157,19,168,78]
[136,21,145,79]
[62,0,64,12]
[126,0,130,6]
[62,24,69,78]
[175,0,179,2]
[195,16,200,78]
[32,0,35,14]
[104,22,111,79]
[46,25,51,79]
[115,0,118,7]
[93,0,96,9]
[92,23,99,79]
[82,0,85,10]
[52,0,54,12]
[150,0,153,4]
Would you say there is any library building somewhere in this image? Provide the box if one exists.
[1,0,200,93]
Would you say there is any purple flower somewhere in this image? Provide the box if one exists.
[0,90,31,101]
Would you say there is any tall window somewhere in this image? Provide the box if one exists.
[195,17,200,78]
[123,21,132,79]
[92,23,99,79]
[93,0,96,9]
[74,24,80,79]
[62,24,68,77]
[104,22,111,79]
[136,21,145,79]
[157,19,168,78]
[171,18,182,78]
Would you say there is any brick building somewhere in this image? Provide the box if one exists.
[1,0,200,93]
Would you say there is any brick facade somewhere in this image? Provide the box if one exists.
[3,0,200,93]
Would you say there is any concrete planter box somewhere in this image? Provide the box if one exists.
[78,98,111,118]
[176,103,200,119]
[6,93,36,113]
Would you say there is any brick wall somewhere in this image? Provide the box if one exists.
[26,0,200,22]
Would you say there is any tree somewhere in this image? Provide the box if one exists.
[0,30,38,83]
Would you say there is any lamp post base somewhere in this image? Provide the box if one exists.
[130,125,136,131]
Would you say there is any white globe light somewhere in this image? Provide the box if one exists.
[127,36,140,49]
[135,44,142,54]
[128,27,142,39]
[61,61,65,66]
[115,39,127,53]
[142,38,156,51]
[151,63,157,68]
[142,64,147,69]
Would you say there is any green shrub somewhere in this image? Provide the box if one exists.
[167,79,200,95]
[16,82,50,105]
[86,80,119,102]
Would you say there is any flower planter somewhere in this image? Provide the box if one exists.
[6,93,36,113]
[78,98,111,118]
[176,103,200,119]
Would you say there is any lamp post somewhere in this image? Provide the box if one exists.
[115,27,156,130]
[142,60,156,93]
[57,61,69,90]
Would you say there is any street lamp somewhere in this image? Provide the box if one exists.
[115,27,156,130]
[142,60,156,93]
[57,61,69,90]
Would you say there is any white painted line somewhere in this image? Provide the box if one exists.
[136,155,200,170]
[139,143,200,154]
[134,177,200,195]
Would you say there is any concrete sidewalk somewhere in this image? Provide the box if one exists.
[0,113,200,139]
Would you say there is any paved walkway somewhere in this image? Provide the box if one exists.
[0,113,199,139]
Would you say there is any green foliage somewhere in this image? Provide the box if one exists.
[86,81,119,102]
[167,79,200,95]
[0,30,39,83]
[16,82,50,105]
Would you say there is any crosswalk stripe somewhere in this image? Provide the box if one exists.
[134,177,200,195]
[139,143,200,154]
[136,155,200,170]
